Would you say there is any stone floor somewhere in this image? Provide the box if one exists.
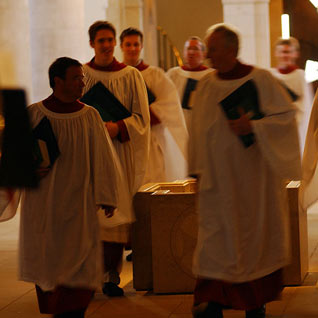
[1,204,318,318]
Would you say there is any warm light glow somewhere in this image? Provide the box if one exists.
[309,0,318,8]
[305,60,318,82]
[281,14,290,39]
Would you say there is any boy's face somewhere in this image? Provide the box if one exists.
[275,44,299,68]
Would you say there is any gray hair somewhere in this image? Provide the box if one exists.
[205,23,240,56]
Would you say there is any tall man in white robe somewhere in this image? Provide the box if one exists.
[19,57,121,318]
[120,27,188,183]
[189,24,301,318]
[270,37,313,156]
[167,36,213,129]
[83,21,150,297]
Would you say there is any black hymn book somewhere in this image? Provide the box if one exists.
[32,116,60,169]
[220,79,264,148]
[182,78,198,110]
[80,82,131,122]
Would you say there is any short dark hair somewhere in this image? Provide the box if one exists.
[120,27,143,44]
[48,57,82,89]
[88,20,116,42]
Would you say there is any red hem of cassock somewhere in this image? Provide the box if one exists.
[193,269,283,311]
[35,285,94,314]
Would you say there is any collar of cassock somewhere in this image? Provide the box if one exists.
[277,64,298,74]
[217,60,253,80]
[42,94,84,113]
[181,64,209,72]
[135,60,149,71]
[87,57,127,72]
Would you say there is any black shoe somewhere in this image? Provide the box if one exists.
[126,252,132,262]
[246,305,266,318]
[102,282,124,297]
[192,302,223,318]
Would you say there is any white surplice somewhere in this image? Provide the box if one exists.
[270,68,313,155]
[167,66,214,129]
[300,91,318,210]
[19,103,122,291]
[83,64,150,242]
[189,68,301,283]
[140,65,188,182]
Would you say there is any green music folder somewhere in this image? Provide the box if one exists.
[81,82,131,122]
[220,80,264,148]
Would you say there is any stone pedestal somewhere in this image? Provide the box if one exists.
[132,180,196,292]
[283,181,308,285]
[132,180,308,293]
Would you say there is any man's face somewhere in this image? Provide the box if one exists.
[275,44,298,68]
[206,32,231,71]
[59,66,85,101]
[120,35,143,64]
[183,39,204,69]
[90,29,116,62]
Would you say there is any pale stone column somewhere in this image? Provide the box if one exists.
[29,0,86,102]
[143,0,158,66]
[106,0,144,62]
[0,0,33,100]
[84,0,108,61]
[222,0,271,68]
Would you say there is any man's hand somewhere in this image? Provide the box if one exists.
[228,108,252,136]
[101,205,115,218]
[105,121,119,138]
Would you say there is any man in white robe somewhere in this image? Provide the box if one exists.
[120,27,188,183]
[167,36,213,129]
[83,21,150,297]
[19,57,122,318]
[270,37,313,155]
[189,24,301,318]
[300,91,318,212]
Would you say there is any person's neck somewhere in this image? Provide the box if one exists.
[218,59,238,74]
[185,63,201,71]
[124,58,140,67]
[53,92,75,104]
[94,56,114,67]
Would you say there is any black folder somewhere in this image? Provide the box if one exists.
[182,78,198,110]
[279,82,299,102]
[146,86,156,105]
[220,80,264,148]
[0,89,38,187]
[80,82,131,122]
[32,117,60,169]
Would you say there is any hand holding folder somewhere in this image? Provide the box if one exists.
[80,82,131,122]
[220,80,264,148]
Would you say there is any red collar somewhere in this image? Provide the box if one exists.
[217,61,253,80]
[42,94,84,113]
[182,64,209,72]
[135,60,149,71]
[87,57,127,72]
[277,64,298,74]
